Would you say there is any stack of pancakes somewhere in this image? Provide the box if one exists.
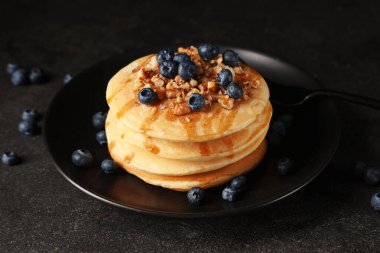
[105,55,272,191]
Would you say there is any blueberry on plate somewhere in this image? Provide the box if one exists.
[173,53,191,64]
[353,161,367,178]
[276,157,294,175]
[138,88,158,105]
[230,176,247,190]
[11,68,29,86]
[101,159,118,174]
[271,120,287,136]
[217,69,233,88]
[223,50,239,67]
[268,132,283,147]
[187,93,205,111]
[96,130,107,146]
[6,63,19,75]
[157,48,174,64]
[371,192,380,211]
[226,83,243,99]
[1,151,21,166]
[159,60,178,78]
[198,43,219,61]
[18,120,39,136]
[63,73,73,84]
[29,67,48,84]
[178,61,196,81]
[21,108,42,122]
[222,185,240,202]
[92,111,108,129]
[187,187,205,206]
[278,114,294,128]
[71,149,93,167]
[365,167,380,186]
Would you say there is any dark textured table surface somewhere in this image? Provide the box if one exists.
[1,0,380,252]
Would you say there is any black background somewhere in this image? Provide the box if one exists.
[1,0,380,252]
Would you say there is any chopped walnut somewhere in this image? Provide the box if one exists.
[207,81,218,92]
[166,89,181,98]
[174,103,191,115]
[218,96,234,110]
[189,79,198,87]
[151,75,164,87]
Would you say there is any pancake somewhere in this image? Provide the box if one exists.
[110,140,267,191]
[106,55,270,142]
[107,103,272,161]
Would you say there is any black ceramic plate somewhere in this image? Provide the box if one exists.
[44,47,341,218]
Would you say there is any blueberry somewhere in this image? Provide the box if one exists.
[159,60,178,78]
[178,61,196,81]
[365,167,380,186]
[353,161,367,178]
[268,132,283,147]
[226,83,243,99]
[187,93,205,111]
[1,151,21,166]
[96,130,107,146]
[92,111,108,129]
[138,88,157,105]
[30,67,48,84]
[6,63,19,75]
[371,192,380,211]
[198,44,219,61]
[222,186,240,202]
[271,120,287,136]
[18,120,39,136]
[230,176,247,190]
[223,50,239,67]
[276,157,294,175]
[217,69,233,88]
[21,108,42,122]
[157,48,174,64]
[187,187,205,206]
[71,149,93,167]
[63,73,73,84]
[101,159,118,174]
[11,68,29,86]
[278,114,294,128]
[173,53,191,63]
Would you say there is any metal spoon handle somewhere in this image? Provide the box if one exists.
[307,90,380,110]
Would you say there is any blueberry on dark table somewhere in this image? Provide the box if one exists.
[6,63,19,75]
[21,108,42,122]
[71,149,93,167]
[173,53,191,64]
[226,83,243,99]
[159,60,178,78]
[138,88,157,105]
[187,93,205,111]
[353,161,367,178]
[29,67,48,84]
[187,187,205,206]
[11,68,29,86]
[371,192,380,211]
[222,185,240,202]
[92,111,108,129]
[63,73,73,84]
[157,48,174,64]
[1,151,21,166]
[101,159,118,174]
[96,130,107,146]
[217,69,233,88]
[178,61,196,81]
[365,167,380,186]
[271,120,287,136]
[198,43,219,61]
[276,157,294,175]
[230,176,247,190]
[18,120,39,136]
[223,50,239,67]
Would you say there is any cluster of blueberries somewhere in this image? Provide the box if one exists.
[353,161,380,210]
[6,63,49,86]
[138,44,243,111]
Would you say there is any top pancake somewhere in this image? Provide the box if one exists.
[106,54,270,142]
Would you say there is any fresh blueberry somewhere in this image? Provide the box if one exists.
[159,60,178,78]
[18,120,39,136]
[371,192,380,211]
[11,68,29,86]
[268,132,283,147]
[1,151,21,166]
[178,61,196,81]
[187,187,205,206]
[217,69,233,88]
[29,67,48,84]
[63,73,73,84]
[187,93,205,111]
[21,108,42,122]
[223,50,239,67]
[101,159,118,174]
[138,88,157,104]
[96,130,107,146]
[198,44,219,61]
[6,63,19,75]
[353,161,367,178]
[71,149,93,167]
[365,167,380,186]
[92,111,108,129]
[173,53,191,63]
[276,157,294,175]
[271,120,287,136]
[278,114,294,128]
[157,48,174,64]
[222,186,240,202]
[226,83,243,99]
[230,176,247,190]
